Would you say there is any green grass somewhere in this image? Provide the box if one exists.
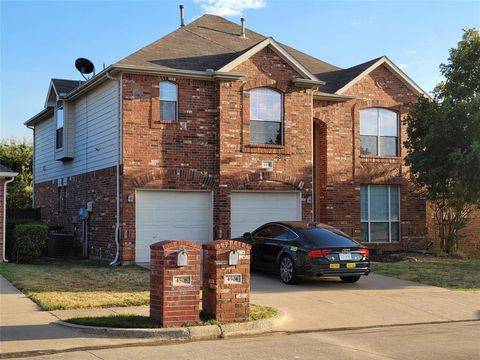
[0,260,150,310]
[66,304,278,328]
[371,255,480,290]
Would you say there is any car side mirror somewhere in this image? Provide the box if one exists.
[243,232,252,241]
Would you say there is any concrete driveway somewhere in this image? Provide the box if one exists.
[250,271,480,332]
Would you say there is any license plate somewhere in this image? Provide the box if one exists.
[339,253,352,261]
[329,263,340,269]
[346,263,356,268]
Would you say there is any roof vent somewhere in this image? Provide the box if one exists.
[179,4,185,27]
[240,18,246,38]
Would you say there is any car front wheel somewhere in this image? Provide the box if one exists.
[340,275,361,283]
[279,255,299,285]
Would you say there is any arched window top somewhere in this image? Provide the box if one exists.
[159,81,178,121]
[360,108,399,156]
[250,87,282,123]
[249,87,283,145]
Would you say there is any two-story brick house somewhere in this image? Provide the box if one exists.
[25,15,428,263]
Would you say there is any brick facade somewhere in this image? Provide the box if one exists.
[34,53,427,261]
[34,166,117,259]
[313,65,426,250]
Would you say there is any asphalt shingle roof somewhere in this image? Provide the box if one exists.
[0,164,17,174]
[115,14,353,92]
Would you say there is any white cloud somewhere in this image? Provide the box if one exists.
[348,19,372,27]
[194,0,266,17]
[425,38,435,42]
[397,64,409,70]
[404,50,417,55]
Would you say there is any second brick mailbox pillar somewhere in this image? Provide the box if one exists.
[202,240,251,322]
[150,240,201,327]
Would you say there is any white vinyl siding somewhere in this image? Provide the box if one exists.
[34,80,119,183]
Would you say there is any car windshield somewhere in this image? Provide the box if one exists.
[299,228,360,248]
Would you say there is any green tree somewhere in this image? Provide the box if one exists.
[404,28,480,253]
[0,138,33,209]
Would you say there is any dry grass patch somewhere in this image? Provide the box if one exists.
[0,260,149,310]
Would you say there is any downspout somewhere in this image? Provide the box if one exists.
[107,71,121,265]
[3,177,16,262]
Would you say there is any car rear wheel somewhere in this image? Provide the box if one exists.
[340,275,361,283]
[279,255,299,285]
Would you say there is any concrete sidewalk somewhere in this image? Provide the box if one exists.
[1,273,479,357]
[0,276,155,356]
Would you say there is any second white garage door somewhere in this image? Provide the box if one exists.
[230,191,302,237]
[135,190,213,263]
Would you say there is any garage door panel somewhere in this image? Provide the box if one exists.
[231,192,301,237]
[135,191,213,263]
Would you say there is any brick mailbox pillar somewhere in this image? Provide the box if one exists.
[202,240,251,323]
[150,240,201,327]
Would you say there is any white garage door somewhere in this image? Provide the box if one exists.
[230,191,302,237]
[135,190,213,263]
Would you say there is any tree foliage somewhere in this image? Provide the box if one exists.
[404,28,480,253]
[0,138,33,209]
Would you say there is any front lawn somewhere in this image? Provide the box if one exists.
[371,254,480,290]
[66,304,278,328]
[0,260,149,310]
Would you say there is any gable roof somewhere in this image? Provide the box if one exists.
[332,56,430,98]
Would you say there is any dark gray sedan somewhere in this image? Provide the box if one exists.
[240,221,370,284]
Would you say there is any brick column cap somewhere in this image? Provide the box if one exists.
[202,239,251,250]
[150,240,202,250]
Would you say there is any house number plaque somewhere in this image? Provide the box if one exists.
[172,275,192,286]
[224,274,242,284]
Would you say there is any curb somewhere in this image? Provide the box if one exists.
[55,311,285,340]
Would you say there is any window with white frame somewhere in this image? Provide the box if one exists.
[159,81,178,121]
[360,184,400,242]
[360,108,399,156]
[250,88,283,145]
[55,100,64,149]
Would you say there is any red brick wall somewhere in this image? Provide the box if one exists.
[0,179,4,262]
[120,47,314,260]
[216,47,314,239]
[120,74,219,261]
[313,65,426,251]
[34,166,117,258]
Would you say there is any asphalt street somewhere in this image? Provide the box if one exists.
[18,321,480,360]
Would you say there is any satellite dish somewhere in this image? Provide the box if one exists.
[75,58,95,80]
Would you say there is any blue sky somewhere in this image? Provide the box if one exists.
[1,0,479,141]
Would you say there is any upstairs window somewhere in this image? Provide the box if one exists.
[159,81,178,121]
[250,88,283,145]
[360,108,399,156]
[55,100,64,149]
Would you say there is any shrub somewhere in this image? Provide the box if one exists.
[7,222,48,263]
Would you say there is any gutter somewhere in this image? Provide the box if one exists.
[106,71,122,266]
[313,91,356,101]
[2,174,18,262]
